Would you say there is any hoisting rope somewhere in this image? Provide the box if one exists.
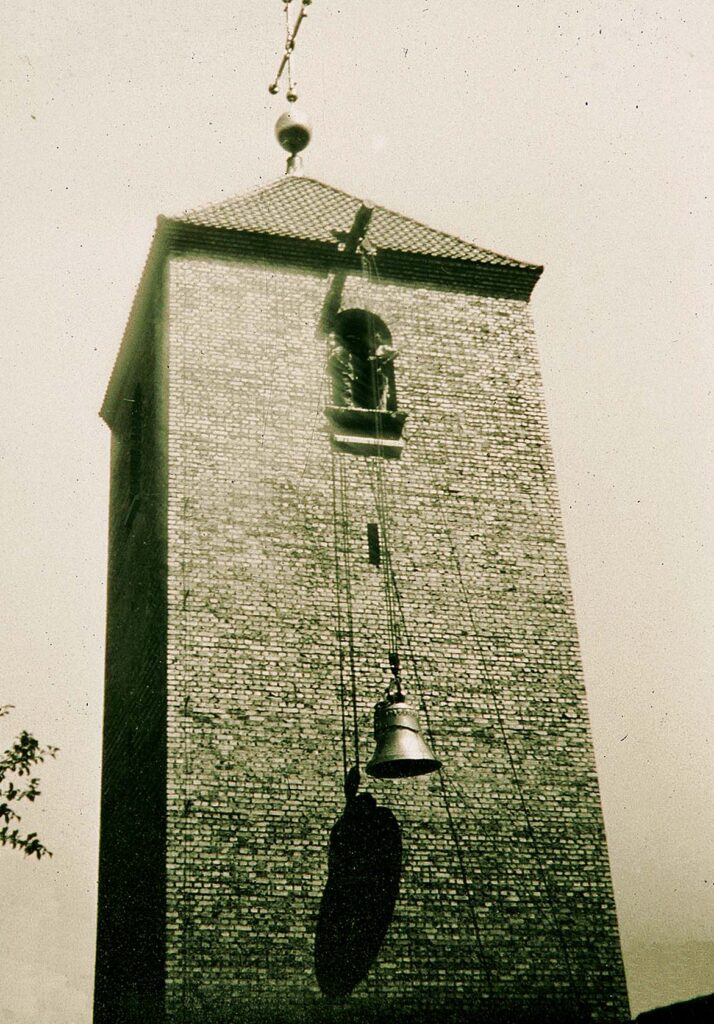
[322,206,374,783]
[355,249,494,994]
[328,371,361,777]
[389,568,496,998]
[439,517,583,1007]
[337,456,361,774]
[373,397,585,1006]
[329,451,350,781]
[357,249,585,1006]
[361,250,402,690]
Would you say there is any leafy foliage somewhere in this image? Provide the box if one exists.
[0,705,58,859]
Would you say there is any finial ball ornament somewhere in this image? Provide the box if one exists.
[275,108,312,155]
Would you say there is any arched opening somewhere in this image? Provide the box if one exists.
[324,308,407,458]
[329,309,397,412]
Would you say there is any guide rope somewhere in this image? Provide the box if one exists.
[357,246,587,1004]
[439,516,583,1004]
[388,568,496,998]
[361,249,402,690]
[329,451,350,782]
[381,413,584,1004]
[337,455,361,774]
[326,314,361,779]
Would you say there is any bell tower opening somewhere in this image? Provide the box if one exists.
[330,308,397,412]
[325,308,406,459]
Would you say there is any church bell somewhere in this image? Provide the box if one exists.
[366,696,442,779]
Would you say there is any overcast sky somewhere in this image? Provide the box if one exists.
[1,3,712,1021]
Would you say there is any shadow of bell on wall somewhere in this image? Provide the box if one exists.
[314,768,402,999]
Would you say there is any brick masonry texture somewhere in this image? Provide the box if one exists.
[147,246,631,1023]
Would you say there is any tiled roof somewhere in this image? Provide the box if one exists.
[177,176,538,270]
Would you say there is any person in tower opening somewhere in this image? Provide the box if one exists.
[371,340,397,411]
[327,327,397,412]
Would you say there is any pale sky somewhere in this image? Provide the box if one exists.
[1,3,712,1021]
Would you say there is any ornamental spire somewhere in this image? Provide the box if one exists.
[268,1,314,175]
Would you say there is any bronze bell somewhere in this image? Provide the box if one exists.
[366,696,442,779]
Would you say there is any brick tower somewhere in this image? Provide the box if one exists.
[95,174,630,1023]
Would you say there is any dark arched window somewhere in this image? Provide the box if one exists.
[329,309,397,413]
[324,309,406,459]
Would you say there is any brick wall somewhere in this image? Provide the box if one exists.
[159,248,629,1023]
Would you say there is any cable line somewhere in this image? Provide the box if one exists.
[386,561,496,999]
[329,449,349,782]
[337,456,361,772]
[325,311,360,777]
[439,520,583,1005]
[361,250,401,677]
[355,250,495,994]
[357,244,586,1006]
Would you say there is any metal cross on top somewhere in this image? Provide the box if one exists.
[268,0,314,103]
